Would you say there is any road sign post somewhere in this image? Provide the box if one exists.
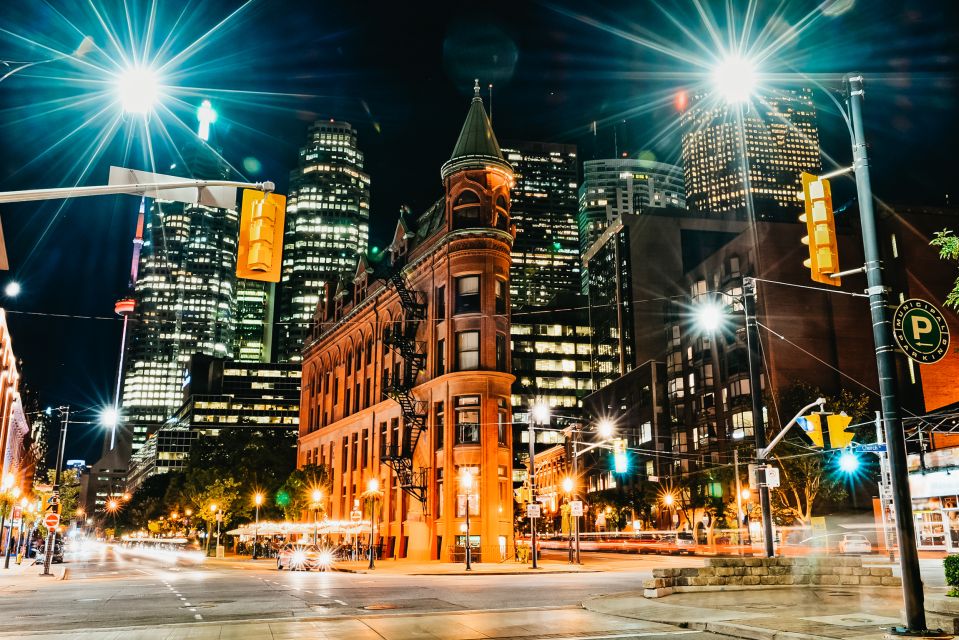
[40,512,59,577]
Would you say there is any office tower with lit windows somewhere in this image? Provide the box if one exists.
[234,279,274,362]
[501,142,580,308]
[277,120,370,362]
[120,145,240,455]
[680,88,821,219]
[577,158,685,291]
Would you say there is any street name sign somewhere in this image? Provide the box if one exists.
[569,501,584,517]
[893,298,950,364]
[44,512,60,530]
[857,443,887,453]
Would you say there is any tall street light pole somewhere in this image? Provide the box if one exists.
[253,493,263,559]
[42,406,70,577]
[366,479,379,570]
[846,73,927,634]
[311,489,322,546]
[529,402,550,569]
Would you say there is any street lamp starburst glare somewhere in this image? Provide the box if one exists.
[116,64,160,115]
[695,302,724,334]
[712,54,757,104]
[4,282,21,298]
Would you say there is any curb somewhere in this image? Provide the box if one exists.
[332,565,599,575]
[696,620,836,640]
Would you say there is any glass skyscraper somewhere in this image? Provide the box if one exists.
[680,87,821,219]
[277,120,370,362]
[501,142,580,308]
[577,157,685,259]
[120,146,239,454]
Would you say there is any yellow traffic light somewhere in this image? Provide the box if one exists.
[799,172,841,287]
[827,413,855,449]
[799,414,825,448]
[237,189,286,282]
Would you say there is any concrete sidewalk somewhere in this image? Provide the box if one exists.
[0,558,67,584]
[583,586,918,640]
[1,605,682,639]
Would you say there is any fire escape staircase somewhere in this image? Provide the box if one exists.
[382,270,429,503]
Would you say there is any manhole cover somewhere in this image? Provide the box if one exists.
[364,603,398,610]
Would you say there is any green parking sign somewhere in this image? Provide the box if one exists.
[892,299,950,364]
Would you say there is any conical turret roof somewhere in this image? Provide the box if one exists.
[441,80,512,179]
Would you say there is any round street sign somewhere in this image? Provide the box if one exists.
[893,298,951,364]
[44,512,60,530]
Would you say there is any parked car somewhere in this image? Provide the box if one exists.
[276,544,325,571]
[35,539,64,564]
[837,534,872,554]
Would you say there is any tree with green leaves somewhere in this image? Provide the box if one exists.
[767,383,871,525]
[275,464,332,521]
[34,469,80,520]
[931,229,959,309]
[115,473,173,534]
[672,464,731,543]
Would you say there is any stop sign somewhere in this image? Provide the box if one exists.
[44,512,60,530]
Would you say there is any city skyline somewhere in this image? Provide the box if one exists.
[0,0,955,464]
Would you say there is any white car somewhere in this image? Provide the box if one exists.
[837,534,872,554]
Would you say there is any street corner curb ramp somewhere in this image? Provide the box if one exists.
[643,556,901,598]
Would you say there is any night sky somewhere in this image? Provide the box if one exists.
[0,0,956,462]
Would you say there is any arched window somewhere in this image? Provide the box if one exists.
[453,190,483,229]
[494,194,509,230]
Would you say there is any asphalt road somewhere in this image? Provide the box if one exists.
[0,544,682,634]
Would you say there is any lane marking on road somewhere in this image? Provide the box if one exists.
[334,599,347,605]
[194,614,203,620]
[184,602,191,607]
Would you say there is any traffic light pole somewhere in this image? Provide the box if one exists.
[846,74,928,634]
[743,278,774,558]
[42,405,70,577]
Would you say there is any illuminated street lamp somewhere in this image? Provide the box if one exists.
[562,476,575,564]
[528,401,550,570]
[662,492,676,530]
[116,64,160,115]
[712,54,758,104]
[363,479,381,570]
[310,489,323,546]
[252,493,264,559]
[1,482,21,568]
[3,282,20,298]
[597,418,614,440]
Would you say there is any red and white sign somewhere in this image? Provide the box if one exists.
[44,512,60,530]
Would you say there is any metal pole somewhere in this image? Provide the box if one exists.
[876,411,895,563]
[734,448,744,554]
[253,504,259,559]
[367,496,375,570]
[528,419,538,569]
[744,280,774,557]
[313,508,317,546]
[573,428,581,564]
[465,484,472,571]
[3,511,14,569]
[42,406,69,577]
[846,74,926,633]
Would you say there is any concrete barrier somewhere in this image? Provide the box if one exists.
[643,556,900,598]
